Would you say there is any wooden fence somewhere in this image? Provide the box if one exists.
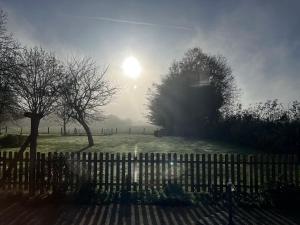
[0,126,155,136]
[0,152,299,194]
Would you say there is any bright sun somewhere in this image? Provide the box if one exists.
[122,56,142,79]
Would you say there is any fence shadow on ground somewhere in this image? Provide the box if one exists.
[0,196,298,225]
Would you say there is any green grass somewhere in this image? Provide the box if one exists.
[0,134,257,154]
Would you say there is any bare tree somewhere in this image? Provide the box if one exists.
[7,47,63,194]
[55,99,72,135]
[61,58,116,147]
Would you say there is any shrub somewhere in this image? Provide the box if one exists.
[0,134,27,148]
[261,181,300,208]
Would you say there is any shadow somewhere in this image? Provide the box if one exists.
[0,197,299,225]
[77,145,91,153]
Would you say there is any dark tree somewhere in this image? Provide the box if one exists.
[148,48,237,137]
[8,47,63,194]
[61,58,116,147]
[0,10,20,123]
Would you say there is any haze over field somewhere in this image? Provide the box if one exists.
[1,0,300,122]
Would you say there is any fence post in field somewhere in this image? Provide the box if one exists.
[116,128,118,134]
[60,127,63,136]
[5,126,7,134]
[47,127,50,134]
[20,128,23,135]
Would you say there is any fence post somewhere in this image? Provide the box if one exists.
[116,153,120,191]
[145,153,149,190]
[156,153,160,189]
[5,126,7,134]
[150,153,154,190]
[139,153,143,191]
[47,127,50,134]
[219,154,223,192]
[110,153,114,191]
[190,154,195,192]
[236,154,241,193]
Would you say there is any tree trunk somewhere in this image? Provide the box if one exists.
[78,118,94,147]
[29,115,41,196]
[63,118,67,135]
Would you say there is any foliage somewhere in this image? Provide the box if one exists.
[0,134,27,148]
[0,10,20,123]
[218,99,300,152]
[260,181,300,209]
[148,47,237,137]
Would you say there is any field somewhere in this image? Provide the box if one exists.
[0,134,257,154]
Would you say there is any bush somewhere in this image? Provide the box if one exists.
[74,183,97,204]
[261,181,300,208]
[0,134,27,148]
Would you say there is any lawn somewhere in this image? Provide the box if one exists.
[0,134,257,154]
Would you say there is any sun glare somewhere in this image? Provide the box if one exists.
[122,56,142,79]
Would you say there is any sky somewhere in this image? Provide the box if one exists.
[1,0,300,123]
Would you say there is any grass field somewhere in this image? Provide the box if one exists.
[0,134,257,154]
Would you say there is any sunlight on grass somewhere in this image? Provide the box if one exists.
[1,134,257,154]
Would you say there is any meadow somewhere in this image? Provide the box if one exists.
[0,134,257,154]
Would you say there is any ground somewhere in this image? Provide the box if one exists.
[0,134,257,154]
[0,195,298,225]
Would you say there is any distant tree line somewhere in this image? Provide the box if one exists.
[216,100,300,153]
[148,48,300,153]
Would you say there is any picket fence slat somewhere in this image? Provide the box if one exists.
[0,151,299,194]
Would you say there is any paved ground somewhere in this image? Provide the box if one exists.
[0,199,298,225]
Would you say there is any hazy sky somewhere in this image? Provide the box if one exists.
[1,0,300,123]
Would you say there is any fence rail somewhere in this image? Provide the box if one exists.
[0,126,156,135]
[0,152,299,194]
